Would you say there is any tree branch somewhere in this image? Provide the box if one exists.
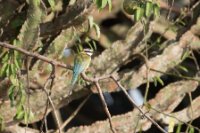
[0,42,72,70]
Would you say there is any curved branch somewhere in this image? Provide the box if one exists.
[0,42,72,70]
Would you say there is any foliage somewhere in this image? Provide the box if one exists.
[88,16,100,39]
[0,115,4,131]
[48,0,56,11]
[94,0,112,11]
[123,0,160,21]
[0,40,31,122]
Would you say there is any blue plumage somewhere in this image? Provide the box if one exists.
[71,56,84,85]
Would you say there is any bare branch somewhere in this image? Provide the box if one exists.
[58,94,91,132]
[111,75,167,133]
[0,42,72,70]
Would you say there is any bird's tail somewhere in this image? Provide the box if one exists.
[67,74,78,96]
[71,73,78,86]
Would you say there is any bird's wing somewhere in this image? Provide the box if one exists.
[71,54,91,85]
[74,54,91,73]
[71,55,84,85]
[73,55,85,75]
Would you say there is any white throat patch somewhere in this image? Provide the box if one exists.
[86,52,93,56]
[84,48,93,56]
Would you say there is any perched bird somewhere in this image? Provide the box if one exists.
[71,48,93,85]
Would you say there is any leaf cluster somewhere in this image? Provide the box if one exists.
[123,0,160,21]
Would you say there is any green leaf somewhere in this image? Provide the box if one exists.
[8,85,16,106]
[153,77,157,87]
[14,58,20,69]
[178,65,188,73]
[123,0,139,15]
[0,116,4,131]
[181,50,190,61]
[177,19,186,26]
[24,111,28,124]
[48,0,56,11]
[14,110,25,120]
[10,75,19,86]
[155,76,164,86]
[95,0,102,9]
[87,42,93,51]
[10,64,16,75]
[134,7,144,21]
[2,54,9,63]
[24,110,34,123]
[88,16,94,30]
[92,40,97,50]
[101,0,108,9]
[93,24,101,39]
[33,0,40,6]
[19,88,26,106]
[145,1,153,17]
[153,3,160,18]
[107,0,112,11]
[176,123,182,133]
[87,16,100,38]
[77,44,83,53]
[0,63,8,77]
[6,64,11,77]
[95,0,110,10]
[14,106,25,120]
[189,126,194,133]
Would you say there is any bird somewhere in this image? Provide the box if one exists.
[71,48,93,85]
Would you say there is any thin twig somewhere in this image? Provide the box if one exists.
[40,64,62,133]
[48,92,62,133]
[57,94,91,132]
[44,117,48,133]
[150,107,200,132]
[111,75,168,133]
[0,42,72,70]
[167,0,174,20]
[134,116,140,133]
[80,73,116,133]
[40,80,50,133]
[47,65,62,133]
[133,53,150,103]
[25,57,30,133]
[150,68,200,82]
[185,92,194,133]
[42,83,62,133]
[190,50,200,72]
[94,81,116,133]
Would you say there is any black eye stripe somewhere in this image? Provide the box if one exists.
[85,50,92,52]
[85,51,93,53]
[84,49,93,53]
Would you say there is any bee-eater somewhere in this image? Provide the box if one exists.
[71,48,93,85]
